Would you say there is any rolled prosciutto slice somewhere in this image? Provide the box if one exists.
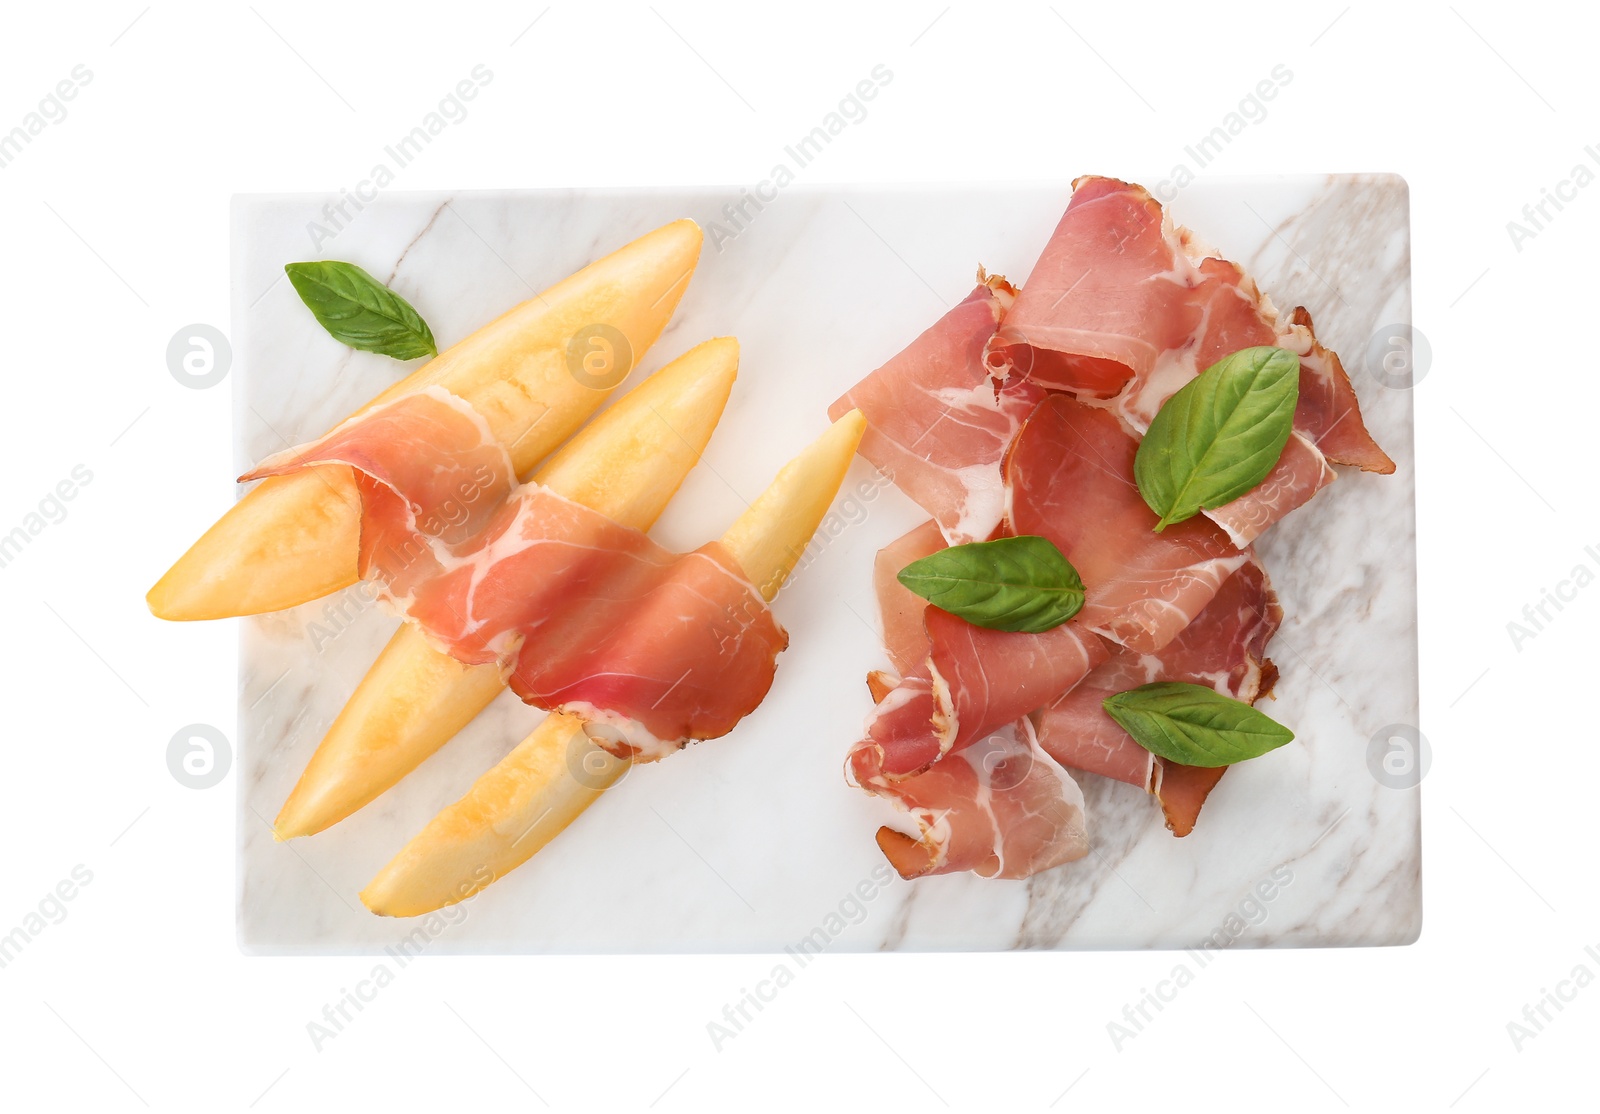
[1006,393,1247,655]
[244,387,787,757]
[854,718,1090,881]
[854,519,1106,780]
[852,521,947,780]
[828,273,1044,545]
[847,521,1092,880]
[1034,555,1282,836]
[994,175,1391,544]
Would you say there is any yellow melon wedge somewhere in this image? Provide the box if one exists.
[148,218,703,621]
[273,337,740,840]
[360,410,867,917]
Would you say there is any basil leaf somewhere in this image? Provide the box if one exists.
[285,260,437,360]
[896,535,1084,633]
[1102,682,1294,767]
[1134,345,1300,531]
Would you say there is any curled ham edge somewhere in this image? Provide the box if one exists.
[867,717,1090,881]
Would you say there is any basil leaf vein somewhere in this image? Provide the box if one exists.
[1102,682,1295,767]
[896,535,1084,634]
[285,260,438,361]
[1134,345,1300,531]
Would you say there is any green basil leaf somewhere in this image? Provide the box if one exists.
[1134,345,1300,531]
[285,260,437,360]
[896,535,1084,633]
[1102,682,1295,767]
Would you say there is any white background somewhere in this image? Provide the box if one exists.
[0,2,1589,1110]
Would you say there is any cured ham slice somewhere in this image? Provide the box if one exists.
[925,607,1107,750]
[994,176,1390,544]
[1007,393,1246,654]
[1205,432,1335,551]
[1035,556,1282,835]
[856,719,1089,880]
[829,274,1044,544]
[873,520,945,678]
[856,519,1106,778]
[1280,306,1396,474]
[852,676,944,783]
[993,176,1212,398]
[1150,765,1228,840]
[244,387,787,756]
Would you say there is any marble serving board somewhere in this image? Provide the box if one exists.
[234,178,1420,954]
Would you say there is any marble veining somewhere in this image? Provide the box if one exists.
[233,178,1419,954]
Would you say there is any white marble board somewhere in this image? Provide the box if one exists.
[233,178,1420,953]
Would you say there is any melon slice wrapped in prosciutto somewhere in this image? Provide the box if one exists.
[244,387,787,757]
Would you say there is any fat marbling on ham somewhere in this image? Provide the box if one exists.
[244,387,787,758]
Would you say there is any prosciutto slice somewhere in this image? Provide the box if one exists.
[848,520,1090,878]
[1281,306,1396,474]
[857,519,1106,778]
[993,176,1208,399]
[1035,556,1282,835]
[925,607,1107,751]
[828,274,1044,545]
[852,521,948,779]
[244,387,787,757]
[1204,433,1334,556]
[1007,393,1246,654]
[873,520,945,677]
[994,175,1391,544]
[856,719,1089,880]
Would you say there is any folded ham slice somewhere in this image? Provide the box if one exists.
[994,175,1391,545]
[1035,555,1282,835]
[244,387,787,757]
[993,176,1208,399]
[1280,305,1396,474]
[853,676,944,783]
[1006,393,1246,654]
[848,520,1091,879]
[857,718,1089,880]
[1203,432,1334,553]
[925,606,1107,750]
[828,274,1044,545]
[856,519,1106,780]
